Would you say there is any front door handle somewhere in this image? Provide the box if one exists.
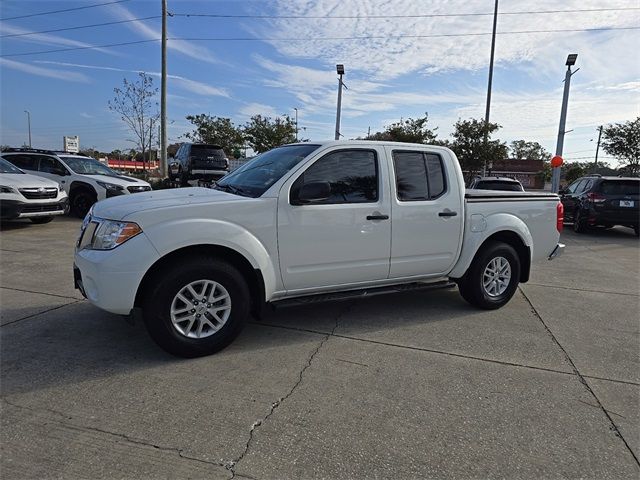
[438,210,457,217]
[366,214,389,221]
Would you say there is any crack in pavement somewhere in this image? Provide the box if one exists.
[1,299,84,327]
[524,282,640,297]
[226,302,353,479]
[519,287,640,467]
[1,398,228,471]
[0,285,83,300]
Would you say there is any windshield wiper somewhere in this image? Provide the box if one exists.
[214,183,249,197]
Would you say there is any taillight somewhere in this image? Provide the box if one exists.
[587,192,606,203]
[556,202,564,233]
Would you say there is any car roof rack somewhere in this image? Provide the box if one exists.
[1,147,57,155]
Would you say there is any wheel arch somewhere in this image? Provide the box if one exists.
[69,180,97,198]
[134,244,266,316]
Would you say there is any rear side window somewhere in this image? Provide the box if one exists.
[475,181,522,191]
[4,154,38,170]
[292,149,378,204]
[599,180,640,195]
[393,151,447,201]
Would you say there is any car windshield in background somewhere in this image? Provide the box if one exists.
[0,158,25,174]
[191,146,225,158]
[600,180,639,196]
[215,144,321,197]
[476,181,523,191]
[63,156,117,176]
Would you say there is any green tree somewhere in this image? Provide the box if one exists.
[108,72,159,168]
[449,118,507,175]
[564,163,585,184]
[601,117,640,176]
[243,115,296,153]
[367,114,440,144]
[509,140,551,161]
[184,114,244,155]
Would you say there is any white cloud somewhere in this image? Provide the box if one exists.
[0,23,115,55]
[0,58,90,82]
[238,102,279,118]
[109,3,218,64]
[34,61,229,98]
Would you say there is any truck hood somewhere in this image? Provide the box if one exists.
[91,187,250,220]
[0,172,60,189]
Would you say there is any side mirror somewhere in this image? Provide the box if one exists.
[296,181,331,204]
[558,189,566,195]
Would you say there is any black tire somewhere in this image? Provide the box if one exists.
[573,209,587,233]
[142,257,250,357]
[457,241,521,310]
[634,226,639,237]
[70,189,96,218]
[30,216,54,224]
[180,168,189,187]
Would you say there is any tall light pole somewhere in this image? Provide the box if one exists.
[334,64,345,140]
[23,110,31,148]
[551,53,579,193]
[160,0,168,178]
[482,0,499,176]
[294,107,299,142]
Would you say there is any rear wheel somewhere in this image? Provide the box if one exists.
[457,241,521,310]
[30,216,54,224]
[573,209,588,233]
[142,257,250,357]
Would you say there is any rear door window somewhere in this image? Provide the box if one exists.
[38,156,67,175]
[393,150,447,201]
[4,154,38,171]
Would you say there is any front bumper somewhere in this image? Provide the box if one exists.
[73,232,160,315]
[0,198,69,219]
[548,243,565,260]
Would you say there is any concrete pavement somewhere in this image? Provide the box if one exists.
[1,216,638,478]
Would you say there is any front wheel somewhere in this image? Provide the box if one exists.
[71,190,96,218]
[142,257,250,357]
[573,209,588,233]
[457,241,521,310]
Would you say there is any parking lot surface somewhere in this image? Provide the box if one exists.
[1,217,639,479]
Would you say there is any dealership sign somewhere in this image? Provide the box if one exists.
[63,135,79,153]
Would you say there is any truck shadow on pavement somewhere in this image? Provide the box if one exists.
[1,288,485,396]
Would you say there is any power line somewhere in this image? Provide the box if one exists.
[0,0,131,21]
[1,26,637,58]
[172,6,640,19]
[0,17,161,39]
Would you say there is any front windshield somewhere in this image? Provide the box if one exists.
[215,144,320,197]
[63,156,117,176]
[0,158,25,174]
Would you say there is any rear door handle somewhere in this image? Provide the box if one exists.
[366,214,389,221]
[438,210,457,217]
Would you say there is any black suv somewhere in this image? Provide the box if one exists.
[168,143,229,185]
[560,175,639,235]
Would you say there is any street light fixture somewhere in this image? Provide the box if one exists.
[23,110,31,148]
[335,64,345,140]
[565,54,578,66]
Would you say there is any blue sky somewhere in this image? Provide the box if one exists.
[1,0,638,165]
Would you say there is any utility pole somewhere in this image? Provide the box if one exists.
[482,0,499,176]
[294,107,298,142]
[335,64,345,140]
[367,126,371,139]
[551,54,579,193]
[160,0,168,178]
[23,110,31,148]
[593,125,603,173]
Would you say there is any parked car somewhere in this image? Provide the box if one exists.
[0,157,68,223]
[468,176,524,192]
[74,141,564,357]
[560,175,639,235]
[2,149,151,217]
[168,143,229,185]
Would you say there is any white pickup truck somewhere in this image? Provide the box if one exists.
[74,141,564,357]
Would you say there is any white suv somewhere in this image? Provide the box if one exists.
[0,157,68,223]
[2,149,151,217]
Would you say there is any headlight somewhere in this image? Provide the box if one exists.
[96,181,125,192]
[90,219,142,250]
[0,185,16,193]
